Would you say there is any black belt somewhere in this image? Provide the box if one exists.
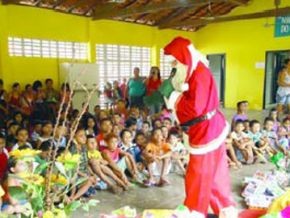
[180,110,217,132]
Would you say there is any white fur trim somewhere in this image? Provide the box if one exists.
[164,91,182,124]
[173,62,188,92]
[219,206,238,218]
[166,91,182,111]
[4,148,9,158]
[187,44,209,81]
[190,210,205,218]
[166,54,176,62]
[187,122,230,155]
[181,83,189,91]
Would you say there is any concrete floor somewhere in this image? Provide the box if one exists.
[72,109,275,217]
[72,163,274,217]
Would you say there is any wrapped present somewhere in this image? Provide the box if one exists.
[238,209,267,218]
[142,205,201,218]
[281,206,290,218]
[260,214,280,218]
[99,215,120,218]
[246,195,275,209]
[100,206,138,218]
[270,170,289,188]
[253,170,268,181]
[241,170,287,209]
[270,152,285,169]
[142,209,174,218]
[268,190,290,214]
[112,206,137,217]
[261,206,290,218]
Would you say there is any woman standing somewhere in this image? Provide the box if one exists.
[276,59,290,115]
[144,66,162,114]
[20,84,35,116]
[8,82,22,113]
[0,80,8,129]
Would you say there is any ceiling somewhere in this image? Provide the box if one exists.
[1,0,289,32]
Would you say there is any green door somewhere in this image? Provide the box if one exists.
[207,54,226,107]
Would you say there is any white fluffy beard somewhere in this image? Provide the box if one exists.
[171,61,188,92]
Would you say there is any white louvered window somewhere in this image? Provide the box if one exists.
[96,44,151,107]
[160,49,172,79]
[8,37,23,56]
[8,37,88,60]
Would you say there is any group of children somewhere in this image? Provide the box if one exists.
[227,101,289,169]
[0,85,190,214]
[0,77,289,215]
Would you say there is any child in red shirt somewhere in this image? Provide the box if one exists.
[0,134,8,181]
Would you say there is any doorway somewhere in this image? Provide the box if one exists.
[207,54,226,107]
[264,50,290,109]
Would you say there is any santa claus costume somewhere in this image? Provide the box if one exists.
[163,37,237,218]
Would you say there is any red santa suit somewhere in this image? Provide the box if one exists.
[164,37,236,218]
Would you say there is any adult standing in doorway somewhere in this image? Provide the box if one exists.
[127,67,145,109]
[276,58,290,115]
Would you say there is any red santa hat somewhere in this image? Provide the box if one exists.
[164,37,209,91]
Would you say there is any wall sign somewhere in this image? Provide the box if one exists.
[275,15,290,37]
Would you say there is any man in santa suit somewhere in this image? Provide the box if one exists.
[163,37,237,218]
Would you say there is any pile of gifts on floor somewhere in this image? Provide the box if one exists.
[241,170,288,209]
[241,153,290,217]
[99,205,203,218]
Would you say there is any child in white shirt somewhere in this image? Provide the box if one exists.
[168,131,188,175]
[231,120,254,164]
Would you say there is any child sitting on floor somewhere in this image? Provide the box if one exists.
[168,131,188,175]
[69,128,97,200]
[248,120,274,162]
[141,121,151,140]
[51,124,67,149]
[231,101,249,130]
[86,135,126,193]
[6,122,20,151]
[162,117,173,131]
[277,117,290,154]
[12,128,32,151]
[269,108,280,133]
[0,134,9,181]
[243,120,250,134]
[0,184,4,213]
[102,133,138,186]
[225,135,242,169]
[30,122,42,145]
[231,120,254,164]
[142,128,172,187]
[36,121,53,148]
[1,157,30,215]
[119,129,142,164]
[262,118,281,154]
[96,118,113,151]
[161,126,169,142]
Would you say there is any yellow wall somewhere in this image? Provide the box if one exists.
[196,0,290,109]
[0,4,196,90]
[0,5,90,89]
[1,0,290,110]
